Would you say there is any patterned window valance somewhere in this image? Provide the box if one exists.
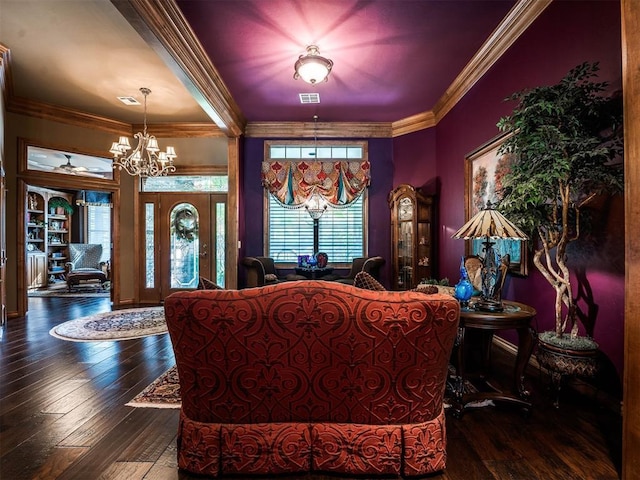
[261,160,371,207]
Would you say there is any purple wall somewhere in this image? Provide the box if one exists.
[393,128,438,194]
[239,0,624,379]
[434,0,624,376]
[240,137,394,287]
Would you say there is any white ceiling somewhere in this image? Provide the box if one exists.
[1,0,211,124]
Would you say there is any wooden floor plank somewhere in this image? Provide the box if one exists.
[30,447,90,480]
[95,461,154,480]
[116,409,178,462]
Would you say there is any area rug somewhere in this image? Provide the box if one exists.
[29,281,110,298]
[126,366,181,409]
[49,306,166,342]
[125,366,492,410]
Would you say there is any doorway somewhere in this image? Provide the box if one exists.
[138,192,226,303]
[26,185,113,301]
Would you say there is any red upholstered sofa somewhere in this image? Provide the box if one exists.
[164,280,460,478]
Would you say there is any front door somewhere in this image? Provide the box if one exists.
[139,193,226,303]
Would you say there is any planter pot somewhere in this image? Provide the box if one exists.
[536,334,599,408]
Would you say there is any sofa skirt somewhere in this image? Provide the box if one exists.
[176,408,447,477]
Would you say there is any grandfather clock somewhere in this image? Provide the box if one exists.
[388,184,435,290]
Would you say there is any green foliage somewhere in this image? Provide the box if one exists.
[420,277,450,286]
[48,197,74,215]
[497,62,623,238]
[496,62,623,338]
[539,331,598,351]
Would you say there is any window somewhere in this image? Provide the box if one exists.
[265,141,368,265]
[87,205,111,262]
[267,194,365,264]
[142,175,228,192]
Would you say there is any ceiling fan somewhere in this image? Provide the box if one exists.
[55,154,88,174]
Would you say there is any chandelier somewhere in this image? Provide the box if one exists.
[110,87,177,177]
[294,45,333,84]
[305,116,328,220]
[305,191,328,220]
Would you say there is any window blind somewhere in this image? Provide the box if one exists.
[268,194,364,264]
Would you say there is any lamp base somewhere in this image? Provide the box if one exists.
[474,299,504,312]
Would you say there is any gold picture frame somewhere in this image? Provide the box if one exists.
[464,132,528,276]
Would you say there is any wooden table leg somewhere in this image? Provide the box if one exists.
[514,326,536,399]
[451,326,466,418]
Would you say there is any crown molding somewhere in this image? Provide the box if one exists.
[245,122,393,139]
[8,96,132,136]
[112,0,246,137]
[391,0,551,136]
[7,96,220,138]
[432,0,552,123]
[391,111,437,137]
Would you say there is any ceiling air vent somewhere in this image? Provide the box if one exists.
[299,93,320,104]
[117,96,141,106]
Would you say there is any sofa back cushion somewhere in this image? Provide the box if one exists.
[164,280,459,426]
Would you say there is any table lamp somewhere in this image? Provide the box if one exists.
[452,203,528,311]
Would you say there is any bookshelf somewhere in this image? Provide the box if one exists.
[26,186,73,288]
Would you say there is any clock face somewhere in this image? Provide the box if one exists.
[398,198,413,221]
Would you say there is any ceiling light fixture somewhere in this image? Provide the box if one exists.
[110,87,177,177]
[56,154,88,174]
[294,45,333,85]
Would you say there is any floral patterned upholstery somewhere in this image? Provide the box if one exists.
[164,280,460,477]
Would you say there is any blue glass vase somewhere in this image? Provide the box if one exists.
[454,257,474,308]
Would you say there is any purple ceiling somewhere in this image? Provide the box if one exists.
[177,0,516,123]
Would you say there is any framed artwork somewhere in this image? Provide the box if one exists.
[464,132,528,276]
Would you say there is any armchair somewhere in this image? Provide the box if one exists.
[331,257,367,284]
[65,243,110,292]
[333,256,385,285]
[363,255,385,280]
[242,256,305,287]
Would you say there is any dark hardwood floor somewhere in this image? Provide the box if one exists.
[1,297,622,480]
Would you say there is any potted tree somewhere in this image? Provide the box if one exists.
[495,62,623,398]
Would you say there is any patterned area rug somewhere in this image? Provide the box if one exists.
[29,281,110,298]
[127,366,181,408]
[49,307,166,342]
[126,366,491,410]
